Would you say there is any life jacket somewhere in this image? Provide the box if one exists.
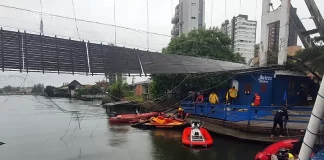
[229,89,238,98]
[253,95,261,106]
[209,93,219,104]
[178,110,183,116]
[287,153,294,160]
[196,95,204,103]
[152,117,165,124]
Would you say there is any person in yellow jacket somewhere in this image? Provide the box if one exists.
[226,86,238,104]
[287,153,295,160]
[209,91,219,104]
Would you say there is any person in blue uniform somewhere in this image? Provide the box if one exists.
[271,106,289,138]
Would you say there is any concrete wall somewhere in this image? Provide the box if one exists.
[287,46,302,56]
[177,0,205,35]
[259,0,291,66]
[235,72,274,106]
[233,71,319,106]
[135,84,149,96]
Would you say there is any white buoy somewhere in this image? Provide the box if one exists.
[299,77,324,159]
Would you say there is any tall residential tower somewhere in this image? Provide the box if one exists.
[221,15,257,62]
[171,0,205,37]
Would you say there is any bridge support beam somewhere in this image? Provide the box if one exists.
[259,0,291,67]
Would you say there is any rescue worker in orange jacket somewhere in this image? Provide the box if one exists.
[251,93,261,117]
[196,92,204,103]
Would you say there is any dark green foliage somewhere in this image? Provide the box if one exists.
[150,28,246,98]
[295,45,324,76]
[44,86,55,97]
[108,77,131,101]
[32,84,44,95]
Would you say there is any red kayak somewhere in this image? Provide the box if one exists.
[109,112,159,124]
[255,139,298,160]
[182,121,213,148]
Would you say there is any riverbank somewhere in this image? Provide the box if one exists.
[187,115,305,144]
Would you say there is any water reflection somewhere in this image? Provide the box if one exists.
[107,124,130,147]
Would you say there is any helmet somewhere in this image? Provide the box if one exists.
[277,148,289,160]
[178,107,183,111]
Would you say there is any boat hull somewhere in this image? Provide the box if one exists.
[255,139,298,160]
[181,127,213,148]
[109,112,159,124]
[131,121,190,130]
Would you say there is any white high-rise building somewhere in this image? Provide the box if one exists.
[171,0,205,37]
[221,15,257,62]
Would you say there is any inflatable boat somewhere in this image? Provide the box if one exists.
[182,121,213,148]
[131,116,190,130]
[255,139,298,160]
[109,112,159,124]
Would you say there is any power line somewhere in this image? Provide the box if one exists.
[211,0,214,26]
[239,0,242,14]
[39,0,44,35]
[225,0,227,20]
[146,0,150,51]
[0,4,171,37]
[113,0,117,46]
[71,0,81,41]
[254,0,257,20]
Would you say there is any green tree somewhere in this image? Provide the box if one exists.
[150,28,246,98]
[44,86,55,97]
[295,46,324,76]
[75,88,89,99]
[108,77,131,101]
[32,83,44,95]
[293,37,324,77]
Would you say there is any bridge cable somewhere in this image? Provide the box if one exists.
[146,0,150,51]
[39,0,44,35]
[0,74,28,108]
[225,0,227,20]
[71,0,82,41]
[113,0,117,46]
[69,104,91,139]
[239,0,242,14]
[60,112,75,139]
[0,4,171,38]
[211,0,214,26]
[254,0,257,20]
[90,114,105,138]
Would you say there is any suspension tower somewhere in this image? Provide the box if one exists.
[259,0,324,67]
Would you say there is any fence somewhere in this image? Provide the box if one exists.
[181,101,313,125]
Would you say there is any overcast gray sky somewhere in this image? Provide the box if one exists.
[0,0,322,87]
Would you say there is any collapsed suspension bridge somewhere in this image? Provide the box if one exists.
[0,28,249,76]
